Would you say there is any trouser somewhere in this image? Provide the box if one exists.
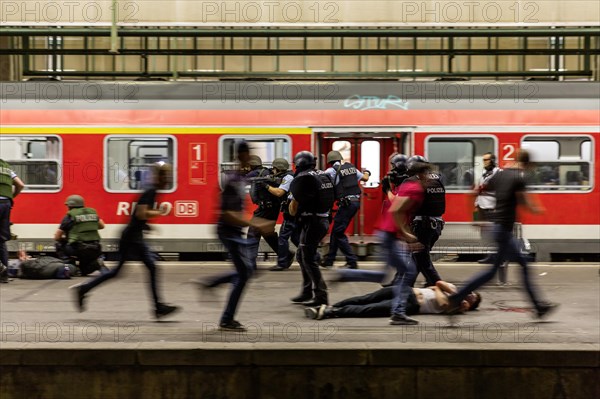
[276,217,300,268]
[325,199,360,265]
[56,241,103,275]
[454,223,544,310]
[213,234,253,324]
[0,200,12,267]
[79,239,162,309]
[332,288,420,317]
[298,216,330,301]
[247,215,278,270]
[378,231,417,317]
[477,208,497,261]
[410,218,444,286]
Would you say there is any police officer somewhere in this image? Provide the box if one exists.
[405,155,446,287]
[246,155,280,270]
[0,158,25,283]
[54,195,106,276]
[264,158,297,271]
[320,150,370,269]
[381,153,409,196]
[289,151,335,306]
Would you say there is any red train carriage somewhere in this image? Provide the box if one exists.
[1,81,598,261]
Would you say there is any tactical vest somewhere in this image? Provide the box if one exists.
[249,167,273,205]
[297,170,335,214]
[0,160,14,199]
[407,173,446,217]
[334,163,362,198]
[273,171,292,186]
[67,207,101,243]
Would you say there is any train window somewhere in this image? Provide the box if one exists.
[0,136,61,192]
[521,136,593,191]
[220,136,291,173]
[332,141,351,163]
[361,141,380,188]
[105,136,176,192]
[426,137,495,191]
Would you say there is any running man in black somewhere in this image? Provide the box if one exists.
[71,163,180,319]
[449,150,558,319]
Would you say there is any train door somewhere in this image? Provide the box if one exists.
[316,132,408,238]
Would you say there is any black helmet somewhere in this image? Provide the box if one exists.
[407,155,430,175]
[293,151,316,171]
[390,154,408,173]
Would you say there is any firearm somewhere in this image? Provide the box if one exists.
[387,169,406,186]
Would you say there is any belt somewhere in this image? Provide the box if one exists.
[343,195,361,199]
[413,216,443,221]
[301,212,329,218]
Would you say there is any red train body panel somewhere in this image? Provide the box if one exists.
[1,82,598,260]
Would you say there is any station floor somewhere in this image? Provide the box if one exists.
[1,261,598,348]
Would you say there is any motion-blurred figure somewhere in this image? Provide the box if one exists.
[449,150,558,319]
[196,141,273,331]
[71,163,180,319]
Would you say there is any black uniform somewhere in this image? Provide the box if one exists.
[78,188,167,312]
[246,167,281,269]
[322,162,363,268]
[406,172,446,287]
[290,170,334,305]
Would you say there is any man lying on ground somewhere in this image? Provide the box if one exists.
[304,280,481,320]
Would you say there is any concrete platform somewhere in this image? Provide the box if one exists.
[1,262,599,398]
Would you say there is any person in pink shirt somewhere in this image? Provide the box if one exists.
[378,160,429,325]
[327,160,430,325]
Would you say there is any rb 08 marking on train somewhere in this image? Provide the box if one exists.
[116,201,174,216]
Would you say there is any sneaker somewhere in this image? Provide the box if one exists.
[320,260,334,269]
[69,284,86,312]
[302,298,328,307]
[268,265,288,271]
[535,302,559,319]
[291,294,312,303]
[389,314,419,325]
[155,303,181,319]
[287,251,296,268]
[343,263,358,269]
[304,306,319,319]
[0,264,9,283]
[316,304,329,320]
[219,320,247,332]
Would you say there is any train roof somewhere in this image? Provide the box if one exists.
[1,81,599,110]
